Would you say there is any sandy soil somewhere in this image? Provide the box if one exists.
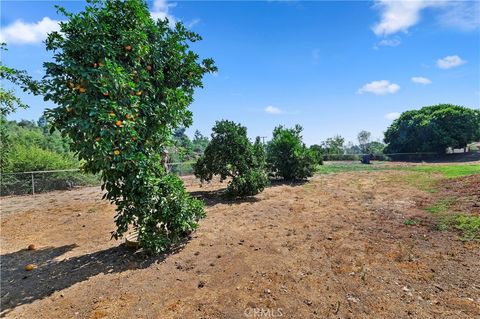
[1,169,479,319]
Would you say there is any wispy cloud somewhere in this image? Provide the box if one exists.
[411,76,432,85]
[373,37,401,49]
[187,18,201,28]
[437,1,480,31]
[265,105,284,115]
[0,17,61,44]
[357,80,400,95]
[436,55,466,69]
[372,0,479,37]
[385,112,400,120]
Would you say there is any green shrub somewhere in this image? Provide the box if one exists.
[194,120,268,197]
[226,169,269,197]
[267,124,316,180]
[8,145,78,172]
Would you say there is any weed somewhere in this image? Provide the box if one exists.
[453,215,480,241]
[425,198,454,214]
[404,219,419,226]
[436,214,480,241]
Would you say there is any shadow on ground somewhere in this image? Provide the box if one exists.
[0,242,186,317]
[190,189,260,206]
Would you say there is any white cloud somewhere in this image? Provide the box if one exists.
[372,0,479,37]
[357,80,400,95]
[0,17,61,44]
[436,55,466,69]
[411,76,432,84]
[385,112,400,120]
[372,0,438,36]
[150,0,177,26]
[265,105,283,115]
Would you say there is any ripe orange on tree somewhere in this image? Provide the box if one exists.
[115,120,123,127]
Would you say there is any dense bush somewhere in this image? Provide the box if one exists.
[1,119,79,173]
[309,145,324,165]
[8,144,78,172]
[267,125,316,180]
[385,104,480,153]
[194,120,268,197]
[225,169,269,197]
[41,0,216,253]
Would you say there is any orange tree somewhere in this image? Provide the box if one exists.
[41,0,216,253]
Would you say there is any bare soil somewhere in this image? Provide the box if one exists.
[1,168,479,318]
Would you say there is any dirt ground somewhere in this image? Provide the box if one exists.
[1,165,479,318]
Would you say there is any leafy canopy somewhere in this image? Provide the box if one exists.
[267,124,317,181]
[42,0,216,253]
[194,120,268,197]
[384,104,480,153]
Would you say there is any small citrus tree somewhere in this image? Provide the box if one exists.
[42,0,216,253]
[267,125,316,181]
[194,120,268,197]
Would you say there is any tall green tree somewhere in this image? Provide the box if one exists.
[384,104,480,153]
[194,120,268,197]
[267,124,317,181]
[357,130,371,153]
[321,135,345,155]
[192,130,209,154]
[0,43,40,172]
[41,0,216,252]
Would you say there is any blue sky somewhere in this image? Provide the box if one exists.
[1,0,479,145]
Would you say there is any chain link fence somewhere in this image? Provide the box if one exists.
[0,162,196,196]
[2,152,476,196]
[320,152,440,162]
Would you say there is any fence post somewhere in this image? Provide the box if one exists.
[31,172,35,195]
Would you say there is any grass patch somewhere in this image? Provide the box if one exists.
[403,172,440,192]
[315,162,388,174]
[436,214,480,241]
[425,198,454,214]
[401,164,480,192]
[405,164,480,178]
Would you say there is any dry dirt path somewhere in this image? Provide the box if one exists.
[1,171,479,318]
